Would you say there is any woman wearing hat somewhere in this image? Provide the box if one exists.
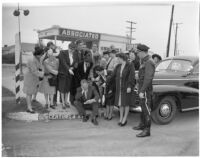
[152,53,162,66]
[100,51,110,69]
[107,53,135,126]
[57,42,79,109]
[39,48,59,110]
[23,46,45,113]
[104,49,119,120]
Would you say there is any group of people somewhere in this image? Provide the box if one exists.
[23,40,162,137]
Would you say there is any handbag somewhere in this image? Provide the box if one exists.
[105,90,114,99]
[48,74,57,86]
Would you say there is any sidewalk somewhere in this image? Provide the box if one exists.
[2,64,105,121]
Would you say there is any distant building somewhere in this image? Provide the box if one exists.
[2,43,36,55]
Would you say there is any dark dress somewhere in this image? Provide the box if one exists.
[105,76,116,106]
[107,62,135,107]
[70,50,81,97]
[57,50,78,93]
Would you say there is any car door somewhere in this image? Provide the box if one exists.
[181,63,199,111]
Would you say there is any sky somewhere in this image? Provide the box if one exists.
[2,1,200,57]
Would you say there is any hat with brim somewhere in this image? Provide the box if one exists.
[110,49,117,54]
[33,46,44,56]
[116,52,127,61]
[136,44,149,53]
[103,51,110,55]
[124,51,130,55]
[152,54,162,61]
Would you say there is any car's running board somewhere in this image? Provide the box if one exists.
[182,107,199,112]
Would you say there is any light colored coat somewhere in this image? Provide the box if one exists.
[23,57,44,95]
[39,58,59,94]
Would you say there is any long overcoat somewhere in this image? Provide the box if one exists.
[107,62,135,106]
[23,56,44,95]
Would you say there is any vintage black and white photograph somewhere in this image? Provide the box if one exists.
[2,0,199,156]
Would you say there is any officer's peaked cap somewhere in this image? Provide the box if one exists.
[137,44,149,53]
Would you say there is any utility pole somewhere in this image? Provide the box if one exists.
[174,23,182,56]
[13,3,30,76]
[126,21,136,44]
[166,5,174,57]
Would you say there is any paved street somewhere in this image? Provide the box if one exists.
[2,110,199,156]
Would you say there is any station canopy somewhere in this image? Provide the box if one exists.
[38,25,101,42]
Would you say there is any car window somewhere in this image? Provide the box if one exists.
[156,59,171,71]
[156,59,193,72]
[168,60,193,72]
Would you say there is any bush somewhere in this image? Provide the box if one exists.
[2,53,15,64]
[2,87,15,97]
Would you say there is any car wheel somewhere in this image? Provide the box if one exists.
[152,96,177,125]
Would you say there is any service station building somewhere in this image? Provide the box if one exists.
[37,26,133,54]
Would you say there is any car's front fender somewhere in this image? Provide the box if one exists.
[152,85,182,111]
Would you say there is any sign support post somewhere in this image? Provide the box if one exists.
[15,33,23,104]
[54,35,57,46]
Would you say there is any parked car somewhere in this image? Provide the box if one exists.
[132,56,199,125]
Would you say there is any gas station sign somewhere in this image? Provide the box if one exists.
[59,28,100,41]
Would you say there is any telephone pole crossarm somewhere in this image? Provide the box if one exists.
[126,20,137,44]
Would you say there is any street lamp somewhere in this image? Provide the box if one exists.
[13,3,30,76]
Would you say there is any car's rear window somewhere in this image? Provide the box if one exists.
[156,59,193,72]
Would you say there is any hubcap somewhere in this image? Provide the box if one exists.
[160,103,171,118]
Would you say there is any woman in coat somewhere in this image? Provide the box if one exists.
[107,53,135,126]
[104,49,119,120]
[23,46,44,113]
[57,42,78,109]
[39,48,59,109]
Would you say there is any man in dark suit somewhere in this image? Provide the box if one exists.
[74,39,85,63]
[74,79,100,125]
[76,49,93,88]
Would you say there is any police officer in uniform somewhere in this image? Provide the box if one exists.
[133,44,155,137]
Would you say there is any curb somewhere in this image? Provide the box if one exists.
[7,108,105,122]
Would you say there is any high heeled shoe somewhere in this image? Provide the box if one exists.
[118,122,122,126]
[26,109,35,114]
[62,105,66,109]
[108,116,113,120]
[121,120,127,127]
[65,103,70,108]
[50,105,55,109]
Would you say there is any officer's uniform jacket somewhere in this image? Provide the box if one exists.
[138,55,155,94]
